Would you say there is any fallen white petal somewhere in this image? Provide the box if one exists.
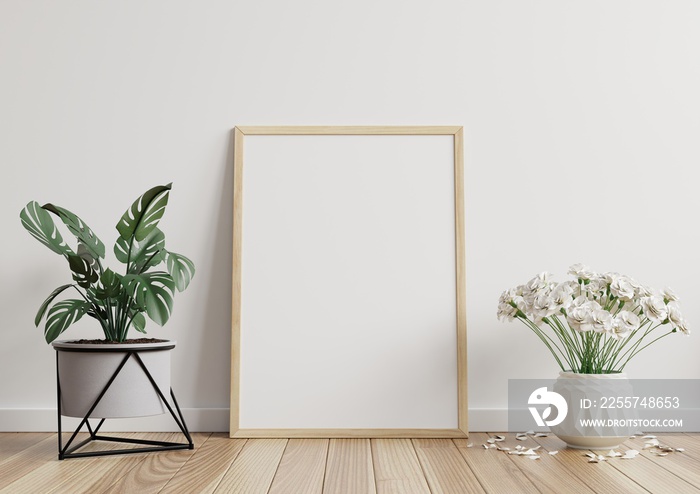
[497,447,511,451]
[607,450,622,457]
[643,439,659,449]
[528,455,541,460]
[642,435,657,439]
[482,444,489,449]
[494,435,506,441]
[526,430,535,435]
[585,452,597,458]
[466,443,473,448]
[549,451,559,455]
[535,433,549,437]
[676,448,685,452]
[487,438,496,444]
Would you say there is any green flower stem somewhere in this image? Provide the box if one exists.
[542,321,576,370]
[611,322,662,370]
[604,295,618,312]
[594,335,605,372]
[607,322,652,370]
[599,337,620,373]
[519,316,569,371]
[605,321,647,365]
[618,330,674,370]
[571,328,586,366]
[503,272,686,374]
[546,316,579,370]
[613,321,659,365]
[568,324,586,360]
[613,300,626,316]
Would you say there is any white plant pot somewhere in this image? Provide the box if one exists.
[550,371,636,450]
[53,340,175,419]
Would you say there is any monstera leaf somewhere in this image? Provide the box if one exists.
[166,251,195,292]
[116,184,171,242]
[130,311,147,334]
[84,290,109,321]
[93,269,123,299]
[122,272,176,326]
[77,244,100,272]
[20,201,75,257]
[34,284,73,327]
[45,299,91,343]
[114,228,166,273]
[68,254,99,288]
[22,183,195,343]
[42,204,105,260]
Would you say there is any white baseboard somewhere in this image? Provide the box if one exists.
[0,408,506,433]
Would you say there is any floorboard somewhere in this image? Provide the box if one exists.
[213,438,287,494]
[323,439,376,494]
[412,438,485,493]
[50,433,171,494]
[598,440,699,493]
[99,432,208,494]
[1,433,700,493]
[455,433,539,494]
[484,434,595,494]
[529,433,649,494]
[371,438,430,494]
[267,438,328,494]
[0,434,67,490]
[614,435,700,490]
[160,434,246,494]
[0,432,51,462]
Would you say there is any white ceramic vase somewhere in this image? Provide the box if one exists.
[53,340,175,419]
[550,371,636,450]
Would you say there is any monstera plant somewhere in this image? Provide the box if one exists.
[20,183,195,343]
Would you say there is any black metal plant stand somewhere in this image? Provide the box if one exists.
[56,347,194,460]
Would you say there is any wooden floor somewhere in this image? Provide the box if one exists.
[1,433,700,493]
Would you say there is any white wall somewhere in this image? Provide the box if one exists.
[1,0,699,432]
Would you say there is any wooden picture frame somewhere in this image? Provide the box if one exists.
[230,126,468,438]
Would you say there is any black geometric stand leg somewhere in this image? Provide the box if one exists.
[57,350,194,460]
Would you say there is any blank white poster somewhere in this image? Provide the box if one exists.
[238,133,458,430]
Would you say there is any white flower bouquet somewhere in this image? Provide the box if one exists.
[498,264,690,374]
